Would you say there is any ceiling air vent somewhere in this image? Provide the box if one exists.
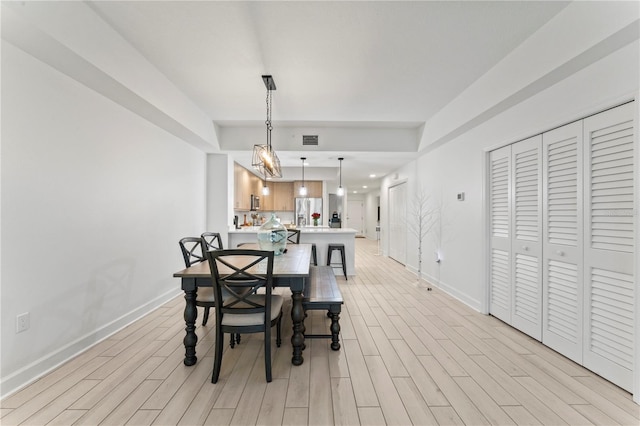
[302,135,319,146]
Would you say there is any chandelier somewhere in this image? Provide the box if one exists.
[252,75,282,178]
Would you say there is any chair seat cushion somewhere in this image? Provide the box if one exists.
[196,286,216,302]
[221,295,284,326]
[197,287,236,303]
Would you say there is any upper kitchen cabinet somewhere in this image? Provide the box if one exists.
[273,182,294,211]
[260,181,294,212]
[234,162,263,210]
[294,180,323,198]
[234,163,249,210]
[261,184,274,211]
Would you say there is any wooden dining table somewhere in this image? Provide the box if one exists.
[173,243,311,367]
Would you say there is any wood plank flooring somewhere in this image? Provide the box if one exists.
[2,238,638,425]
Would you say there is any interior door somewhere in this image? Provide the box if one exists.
[388,183,407,264]
[511,136,543,340]
[582,102,635,392]
[542,121,584,363]
[347,200,364,235]
[489,146,512,323]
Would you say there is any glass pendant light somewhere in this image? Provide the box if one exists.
[337,157,345,196]
[299,157,307,196]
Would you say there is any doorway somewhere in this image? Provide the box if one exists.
[347,200,364,236]
[388,182,407,264]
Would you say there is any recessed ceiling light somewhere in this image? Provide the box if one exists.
[369,174,376,178]
[362,185,367,189]
[353,190,358,194]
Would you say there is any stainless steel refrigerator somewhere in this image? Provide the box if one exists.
[295,198,322,227]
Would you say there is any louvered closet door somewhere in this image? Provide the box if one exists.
[489,146,512,323]
[582,103,635,392]
[542,121,584,363]
[511,136,543,340]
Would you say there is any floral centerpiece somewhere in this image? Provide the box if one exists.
[311,212,321,226]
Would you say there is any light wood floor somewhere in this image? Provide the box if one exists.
[2,238,639,425]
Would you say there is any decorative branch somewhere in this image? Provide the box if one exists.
[407,188,437,290]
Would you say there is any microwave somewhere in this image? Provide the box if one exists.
[250,194,260,211]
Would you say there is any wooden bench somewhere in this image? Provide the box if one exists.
[303,266,344,350]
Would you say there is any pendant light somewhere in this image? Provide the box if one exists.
[252,75,282,178]
[262,174,269,196]
[337,157,344,196]
[299,157,308,196]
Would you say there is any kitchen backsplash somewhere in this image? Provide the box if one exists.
[235,210,296,226]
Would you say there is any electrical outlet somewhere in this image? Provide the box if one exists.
[16,312,30,333]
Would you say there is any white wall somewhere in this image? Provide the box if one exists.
[0,41,207,397]
[363,191,380,240]
[206,154,233,247]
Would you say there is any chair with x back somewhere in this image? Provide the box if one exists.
[286,229,301,244]
[179,237,216,326]
[201,232,224,252]
[206,249,283,383]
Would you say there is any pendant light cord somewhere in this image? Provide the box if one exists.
[266,89,272,150]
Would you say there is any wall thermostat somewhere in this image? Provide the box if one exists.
[457,192,465,201]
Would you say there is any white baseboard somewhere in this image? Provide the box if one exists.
[405,265,483,313]
[0,288,182,399]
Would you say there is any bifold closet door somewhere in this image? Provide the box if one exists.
[489,146,511,323]
[542,121,584,364]
[510,136,542,340]
[490,138,543,339]
[582,102,635,392]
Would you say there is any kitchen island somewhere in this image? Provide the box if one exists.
[228,226,357,276]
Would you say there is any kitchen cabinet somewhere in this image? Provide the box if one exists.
[234,163,250,210]
[273,182,294,211]
[234,162,262,210]
[293,180,322,198]
[261,185,274,211]
[235,165,320,212]
[252,174,264,200]
[261,181,294,211]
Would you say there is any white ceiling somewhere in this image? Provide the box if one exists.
[88,0,569,192]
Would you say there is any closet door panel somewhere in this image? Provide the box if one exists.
[582,102,635,392]
[511,136,542,340]
[489,146,511,323]
[542,121,584,363]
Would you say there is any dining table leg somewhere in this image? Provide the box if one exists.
[290,288,305,365]
[182,278,198,366]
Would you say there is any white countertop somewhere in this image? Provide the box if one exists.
[229,226,356,234]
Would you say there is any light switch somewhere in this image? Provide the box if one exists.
[457,192,465,201]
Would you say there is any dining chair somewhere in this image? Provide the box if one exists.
[179,236,206,266]
[178,237,216,326]
[286,229,301,244]
[201,232,224,252]
[206,249,283,383]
